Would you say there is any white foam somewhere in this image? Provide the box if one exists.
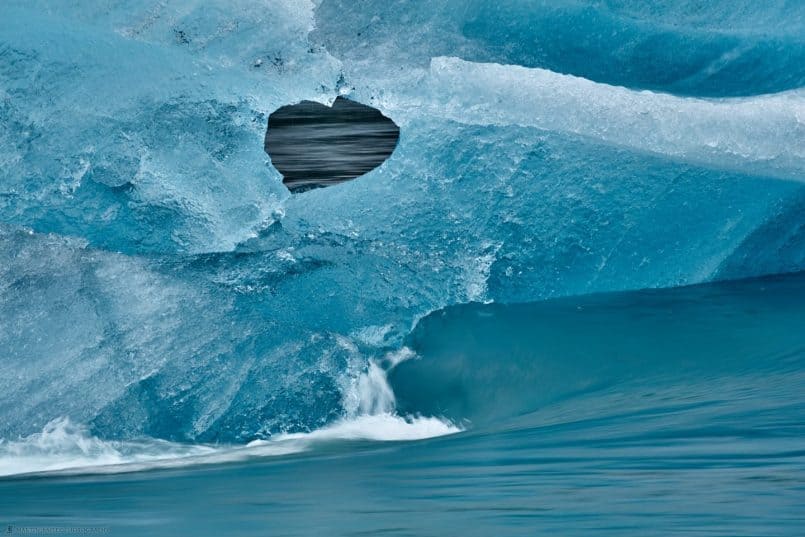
[269,413,460,443]
[0,353,460,478]
[0,418,219,477]
[0,414,459,478]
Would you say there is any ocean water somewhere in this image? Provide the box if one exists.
[2,272,804,535]
[1,1,804,535]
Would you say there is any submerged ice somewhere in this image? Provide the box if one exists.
[0,0,804,444]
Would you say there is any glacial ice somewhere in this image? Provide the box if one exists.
[0,0,803,442]
[314,0,805,97]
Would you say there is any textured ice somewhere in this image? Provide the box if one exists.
[314,0,805,96]
[0,1,803,442]
[1,1,340,254]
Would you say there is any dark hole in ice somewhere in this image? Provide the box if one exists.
[265,96,400,193]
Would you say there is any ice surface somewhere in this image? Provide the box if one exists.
[314,0,805,96]
[0,1,340,254]
[0,1,803,442]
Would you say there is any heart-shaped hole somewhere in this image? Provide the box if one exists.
[265,96,400,193]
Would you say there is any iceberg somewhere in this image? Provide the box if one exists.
[0,0,803,442]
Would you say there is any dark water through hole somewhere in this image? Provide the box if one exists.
[265,96,400,193]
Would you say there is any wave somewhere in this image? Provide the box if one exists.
[391,271,805,426]
[0,355,460,478]
[0,414,459,478]
[5,270,803,478]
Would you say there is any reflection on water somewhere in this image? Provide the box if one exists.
[265,97,400,192]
